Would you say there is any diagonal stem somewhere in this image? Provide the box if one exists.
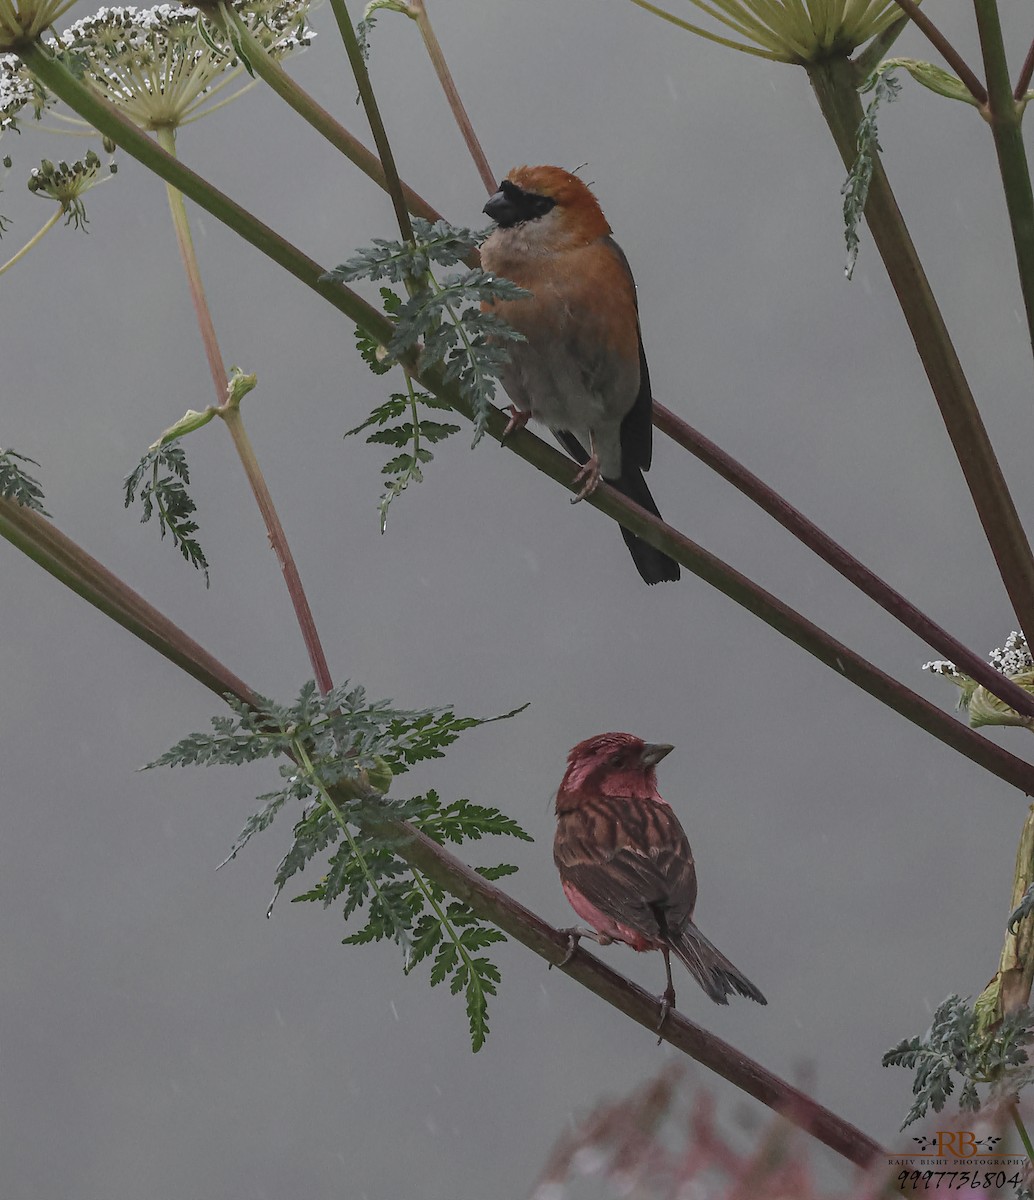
[0,497,262,703]
[1016,38,1034,102]
[220,6,443,227]
[653,402,1034,719]
[392,819,885,1169]
[0,206,63,275]
[808,54,1034,652]
[889,0,987,103]
[973,1,1034,370]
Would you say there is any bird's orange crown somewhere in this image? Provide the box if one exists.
[501,165,611,244]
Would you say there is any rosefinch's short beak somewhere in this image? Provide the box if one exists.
[640,742,674,767]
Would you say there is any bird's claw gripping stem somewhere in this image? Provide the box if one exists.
[558,931,581,968]
[655,985,676,1044]
[570,455,602,504]
[551,926,605,970]
[501,406,531,443]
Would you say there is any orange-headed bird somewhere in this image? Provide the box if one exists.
[481,166,680,585]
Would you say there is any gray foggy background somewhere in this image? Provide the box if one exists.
[3,2,1033,1196]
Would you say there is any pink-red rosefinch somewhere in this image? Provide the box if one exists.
[553,732,766,1024]
[480,165,680,585]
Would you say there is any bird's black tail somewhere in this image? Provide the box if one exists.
[610,466,681,586]
[670,921,767,1006]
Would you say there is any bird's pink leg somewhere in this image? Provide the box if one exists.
[656,946,677,1042]
[501,405,532,443]
[570,431,601,504]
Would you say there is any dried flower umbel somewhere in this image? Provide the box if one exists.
[27,150,109,227]
[925,632,1034,730]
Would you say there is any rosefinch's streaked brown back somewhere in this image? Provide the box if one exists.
[553,733,766,1010]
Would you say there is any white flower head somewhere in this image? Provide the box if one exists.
[988,631,1032,679]
[52,0,313,130]
[923,659,960,679]
[0,52,44,137]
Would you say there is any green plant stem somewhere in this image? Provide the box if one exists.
[1011,1103,1034,1165]
[0,206,62,275]
[0,497,261,703]
[407,0,495,193]
[409,863,480,990]
[808,54,1034,652]
[973,1,1034,367]
[653,402,1034,720]
[154,124,334,696]
[998,805,1034,1018]
[293,739,410,945]
[156,126,227,395]
[889,0,987,103]
[328,0,412,242]
[221,405,335,694]
[20,43,1034,791]
[219,5,443,228]
[853,14,910,80]
[16,45,396,348]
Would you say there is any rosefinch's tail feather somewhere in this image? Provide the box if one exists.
[611,467,682,586]
[670,923,767,1006]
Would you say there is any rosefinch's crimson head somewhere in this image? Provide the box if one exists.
[557,733,673,807]
[553,732,766,1024]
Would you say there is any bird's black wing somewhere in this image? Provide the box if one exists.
[605,236,654,473]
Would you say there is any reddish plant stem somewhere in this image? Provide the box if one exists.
[408,0,496,193]
[888,0,987,103]
[653,402,1034,719]
[1016,38,1034,101]
[157,125,334,696]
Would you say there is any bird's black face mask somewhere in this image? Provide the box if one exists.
[484,179,557,228]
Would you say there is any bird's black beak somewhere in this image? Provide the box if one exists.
[640,743,674,767]
[484,188,519,226]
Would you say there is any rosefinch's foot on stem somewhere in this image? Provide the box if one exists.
[552,926,606,969]
[501,406,531,443]
[570,454,602,504]
[656,983,676,1043]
